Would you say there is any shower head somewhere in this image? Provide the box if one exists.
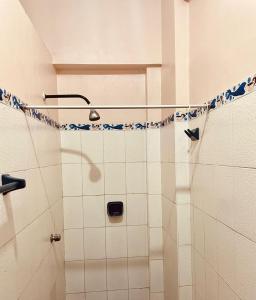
[89,109,100,121]
[43,94,101,122]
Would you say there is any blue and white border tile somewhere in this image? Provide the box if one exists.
[61,121,162,131]
[173,74,256,122]
[0,88,60,129]
[1,74,256,130]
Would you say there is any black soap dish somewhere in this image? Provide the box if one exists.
[107,201,123,217]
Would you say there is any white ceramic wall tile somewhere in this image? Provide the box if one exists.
[104,131,125,162]
[233,167,256,242]
[197,105,233,166]
[84,260,107,292]
[16,210,53,295]
[127,226,148,257]
[104,163,126,194]
[107,258,128,290]
[65,261,85,293]
[62,164,82,197]
[193,208,205,256]
[0,106,37,173]
[8,168,48,235]
[105,194,126,226]
[128,257,149,288]
[82,163,104,195]
[147,129,161,162]
[126,163,147,194]
[174,122,189,163]
[150,228,163,259]
[129,288,149,300]
[81,131,104,164]
[148,195,162,227]
[175,163,190,205]
[150,260,164,292]
[127,194,147,225]
[40,164,63,206]
[150,292,164,300]
[147,162,161,194]
[28,119,61,167]
[86,291,107,300]
[232,94,256,168]
[235,233,256,300]
[84,195,105,227]
[84,228,106,259]
[204,214,218,269]
[108,290,129,300]
[217,223,236,288]
[179,286,192,300]
[61,131,81,163]
[214,166,234,228]
[64,197,83,229]
[66,293,85,300]
[194,250,206,299]
[106,227,127,258]
[125,131,146,162]
[0,240,17,300]
[218,277,239,300]
[65,229,84,261]
[19,248,60,300]
[177,204,191,245]
[205,263,218,300]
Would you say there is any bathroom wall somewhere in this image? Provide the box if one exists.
[0,0,64,299]
[61,128,163,300]
[161,1,191,300]
[161,120,192,300]
[189,0,256,104]
[190,91,256,300]
[0,0,58,120]
[19,0,162,64]
[57,72,147,124]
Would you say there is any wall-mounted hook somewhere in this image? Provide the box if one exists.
[184,128,199,141]
[0,174,26,195]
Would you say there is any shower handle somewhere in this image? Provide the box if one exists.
[50,233,61,243]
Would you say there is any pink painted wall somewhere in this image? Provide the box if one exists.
[57,73,147,124]
[20,0,162,65]
[190,0,256,104]
[0,0,58,119]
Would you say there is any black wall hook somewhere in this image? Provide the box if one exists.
[184,128,200,141]
[0,174,26,195]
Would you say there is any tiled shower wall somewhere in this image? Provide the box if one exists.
[0,105,64,300]
[161,121,192,300]
[190,92,256,300]
[0,1,64,299]
[61,129,164,300]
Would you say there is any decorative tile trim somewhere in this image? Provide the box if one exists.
[1,74,256,130]
[0,88,60,129]
[172,74,256,122]
[61,121,162,131]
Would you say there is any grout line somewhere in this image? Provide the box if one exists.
[192,203,256,245]
[79,130,86,294]
[102,131,108,297]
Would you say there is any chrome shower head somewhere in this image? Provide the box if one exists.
[89,109,100,121]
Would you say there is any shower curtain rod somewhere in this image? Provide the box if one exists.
[22,104,207,110]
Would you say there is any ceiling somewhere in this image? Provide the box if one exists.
[20,0,162,65]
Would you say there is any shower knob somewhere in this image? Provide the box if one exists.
[50,233,61,243]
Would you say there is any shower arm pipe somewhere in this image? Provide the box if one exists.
[22,104,208,110]
[44,93,91,105]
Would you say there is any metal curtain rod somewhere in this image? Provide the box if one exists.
[22,104,207,110]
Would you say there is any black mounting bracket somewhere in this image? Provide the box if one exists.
[0,174,26,195]
[184,128,200,141]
